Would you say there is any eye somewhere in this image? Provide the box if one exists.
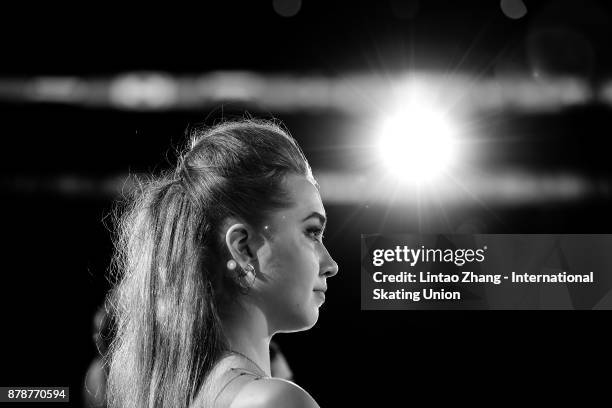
[306,227,325,242]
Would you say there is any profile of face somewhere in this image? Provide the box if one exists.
[229,173,339,333]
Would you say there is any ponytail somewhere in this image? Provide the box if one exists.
[106,176,226,408]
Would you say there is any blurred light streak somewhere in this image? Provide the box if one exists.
[1,171,604,205]
[0,72,600,113]
[109,73,178,109]
[29,77,84,102]
[316,171,596,205]
[600,82,612,106]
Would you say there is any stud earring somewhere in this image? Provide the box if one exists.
[227,259,237,270]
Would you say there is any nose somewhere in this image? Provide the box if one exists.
[320,245,339,278]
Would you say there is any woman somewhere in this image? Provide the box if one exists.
[105,119,339,408]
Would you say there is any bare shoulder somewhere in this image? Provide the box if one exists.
[230,377,320,408]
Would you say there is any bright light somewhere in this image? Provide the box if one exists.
[377,106,459,185]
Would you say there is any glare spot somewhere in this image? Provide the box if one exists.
[273,0,302,18]
[500,0,528,20]
[377,106,459,185]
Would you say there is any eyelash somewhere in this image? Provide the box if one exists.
[306,227,325,242]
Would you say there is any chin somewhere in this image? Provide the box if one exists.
[279,309,319,333]
[304,309,320,330]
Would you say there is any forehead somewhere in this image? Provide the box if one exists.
[278,173,324,219]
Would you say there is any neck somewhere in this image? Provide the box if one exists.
[220,300,272,377]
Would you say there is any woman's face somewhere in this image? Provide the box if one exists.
[253,173,339,333]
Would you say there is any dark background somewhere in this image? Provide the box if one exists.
[1,1,611,406]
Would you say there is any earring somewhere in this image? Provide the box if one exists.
[244,263,256,286]
[227,259,237,270]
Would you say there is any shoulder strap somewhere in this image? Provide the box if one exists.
[213,368,264,408]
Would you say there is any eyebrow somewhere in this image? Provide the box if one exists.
[302,212,327,228]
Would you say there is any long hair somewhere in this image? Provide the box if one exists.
[105,119,312,408]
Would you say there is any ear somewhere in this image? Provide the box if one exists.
[225,223,259,267]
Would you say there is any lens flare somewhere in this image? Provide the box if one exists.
[377,106,459,184]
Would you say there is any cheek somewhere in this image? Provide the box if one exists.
[258,239,322,330]
[263,238,318,294]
